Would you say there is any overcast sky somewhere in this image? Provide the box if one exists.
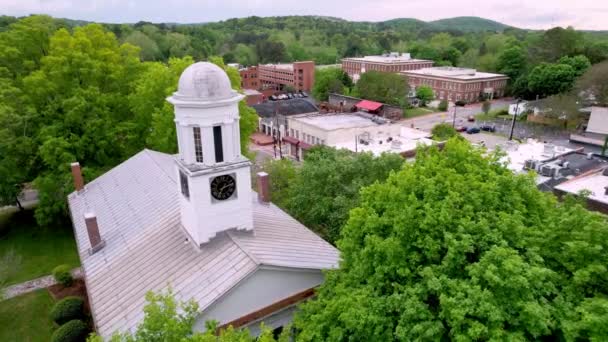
[2,0,607,30]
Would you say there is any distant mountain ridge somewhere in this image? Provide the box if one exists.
[428,16,511,32]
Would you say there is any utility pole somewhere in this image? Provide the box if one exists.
[452,105,458,128]
[509,98,521,141]
[274,103,283,159]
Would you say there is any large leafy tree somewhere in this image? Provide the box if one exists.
[415,85,434,106]
[527,63,576,98]
[576,60,608,106]
[558,55,591,77]
[295,138,608,341]
[354,71,409,106]
[284,146,404,244]
[496,45,527,81]
[312,67,352,101]
[19,24,144,225]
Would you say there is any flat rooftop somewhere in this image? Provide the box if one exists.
[555,169,608,204]
[294,113,389,131]
[259,63,294,70]
[333,127,433,156]
[343,54,431,64]
[402,67,508,80]
[500,139,574,173]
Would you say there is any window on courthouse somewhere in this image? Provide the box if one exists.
[193,127,203,163]
[179,170,190,199]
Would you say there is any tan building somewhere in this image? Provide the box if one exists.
[240,61,315,92]
[341,52,434,82]
[401,67,509,103]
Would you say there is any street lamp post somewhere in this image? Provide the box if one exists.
[452,105,458,128]
[509,98,521,141]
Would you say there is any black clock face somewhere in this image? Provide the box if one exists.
[210,174,236,201]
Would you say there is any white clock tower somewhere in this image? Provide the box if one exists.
[167,62,253,246]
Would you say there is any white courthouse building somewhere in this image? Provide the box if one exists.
[67,62,338,338]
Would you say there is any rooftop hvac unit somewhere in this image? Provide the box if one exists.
[541,164,555,177]
[587,152,594,160]
[602,168,608,176]
[563,161,570,169]
[543,143,555,155]
[523,159,535,170]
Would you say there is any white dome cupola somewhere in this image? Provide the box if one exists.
[174,62,235,101]
[167,61,253,246]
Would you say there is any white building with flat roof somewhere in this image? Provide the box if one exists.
[283,112,434,159]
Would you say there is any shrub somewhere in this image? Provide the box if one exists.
[53,264,73,287]
[50,296,85,325]
[51,319,88,342]
[431,123,458,141]
[438,100,448,111]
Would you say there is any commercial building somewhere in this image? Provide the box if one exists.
[240,61,315,92]
[401,67,509,103]
[283,112,434,160]
[341,52,434,82]
[68,62,338,338]
[570,107,608,146]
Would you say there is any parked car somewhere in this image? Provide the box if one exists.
[278,94,288,100]
[466,126,481,134]
[467,115,475,122]
[287,93,294,99]
[295,93,303,98]
[269,95,277,101]
[455,126,467,132]
[300,91,309,97]
[480,124,496,132]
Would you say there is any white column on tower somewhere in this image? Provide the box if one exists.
[202,125,215,165]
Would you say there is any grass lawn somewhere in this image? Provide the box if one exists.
[0,209,80,286]
[404,107,437,118]
[0,289,56,342]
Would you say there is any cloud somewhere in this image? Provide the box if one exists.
[0,0,606,30]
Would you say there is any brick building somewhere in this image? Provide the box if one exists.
[240,66,259,89]
[401,67,509,103]
[240,61,315,92]
[341,53,434,82]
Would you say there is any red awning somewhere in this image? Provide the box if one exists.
[356,100,383,111]
[282,136,300,145]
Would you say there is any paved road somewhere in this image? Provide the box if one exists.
[401,99,512,131]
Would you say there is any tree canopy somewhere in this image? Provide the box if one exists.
[354,71,409,106]
[312,67,352,101]
[295,138,608,341]
[416,85,435,106]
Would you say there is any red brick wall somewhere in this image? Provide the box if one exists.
[342,59,434,78]
[406,75,508,103]
[240,67,259,90]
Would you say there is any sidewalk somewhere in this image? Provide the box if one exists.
[2,267,82,300]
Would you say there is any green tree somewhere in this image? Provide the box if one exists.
[496,45,527,80]
[558,55,591,77]
[527,63,577,97]
[576,60,608,106]
[354,71,408,106]
[123,31,161,61]
[482,100,492,114]
[431,123,457,141]
[295,138,608,341]
[415,85,434,106]
[312,67,352,101]
[260,158,296,209]
[20,24,144,225]
[88,290,288,342]
[286,146,404,244]
[437,99,448,112]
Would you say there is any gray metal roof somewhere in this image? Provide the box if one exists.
[252,98,318,118]
[67,149,339,337]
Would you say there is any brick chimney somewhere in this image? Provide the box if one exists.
[71,162,84,192]
[257,172,270,203]
[84,212,105,254]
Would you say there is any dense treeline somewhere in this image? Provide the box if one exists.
[1,13,608,224]
[0,16,257,225]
